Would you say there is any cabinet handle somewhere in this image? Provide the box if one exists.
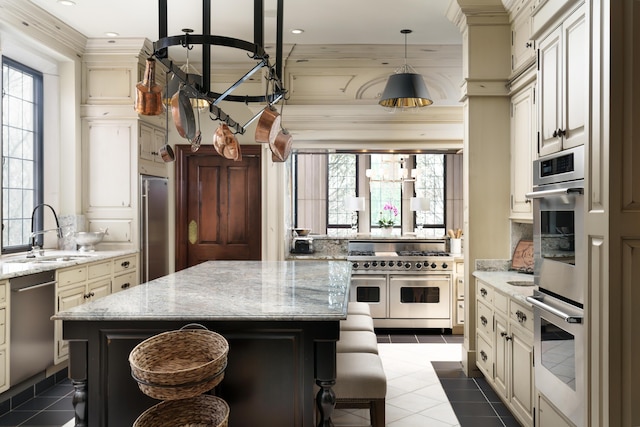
[121,261,130,268]
[480,350,488,362]
[516,310,527,323]
[480,315,488,326]
[526,41,533,48]
[501,331,512,341]
[505,335,512,341]
[121,283,130,289]
[83,293,91,299]
[480,288,487,297]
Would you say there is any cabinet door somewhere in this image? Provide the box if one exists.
[88,278,111,300]
[538,391,576,427]
[55,284,87,362]
[561,6,586,149]
[0,349,7,393]
[511,83,535,218]
[538,25,563,156]
[494,314,508,398]
[139,122,155,162]
[512,6,535,73]
[510,327,534,425]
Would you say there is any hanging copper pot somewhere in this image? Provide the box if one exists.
[134,58,163,116]
[254,106,281,144]
[270,129,293,162]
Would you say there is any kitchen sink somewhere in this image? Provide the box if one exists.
[506,280,535,287]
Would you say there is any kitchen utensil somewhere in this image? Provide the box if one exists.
[293,228,311,236]
[270,129,292,162]
[134,58,163,116]
[254,105,281,144]
[159,144,175,162]
[75,228,109,252]
[190,93,202,152]
[213,124,242,161]
[171,85,196,140]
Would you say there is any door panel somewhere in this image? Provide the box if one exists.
[176,145,262,270]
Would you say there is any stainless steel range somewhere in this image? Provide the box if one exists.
[347,240,453,329]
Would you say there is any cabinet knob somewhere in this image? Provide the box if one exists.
[480,288,487,297]
[480,315,488,326]
[480,350,488,362]
[516,310,527,323]
[121,283,130,289]
[121,261,130,268]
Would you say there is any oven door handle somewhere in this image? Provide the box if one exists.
[526,295,583,323]
[525,187,584,199]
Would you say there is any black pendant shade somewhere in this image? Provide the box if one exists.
[379,29,433,109]
[378,72,433,108]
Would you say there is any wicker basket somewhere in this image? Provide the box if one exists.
[129,325,229,400]
[133,395,229,427]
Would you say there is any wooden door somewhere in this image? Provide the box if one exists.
[175,145,262,270]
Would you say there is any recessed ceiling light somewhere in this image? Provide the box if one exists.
[105,32,119,37]
[57,0,76,6]
[291,29,304,35]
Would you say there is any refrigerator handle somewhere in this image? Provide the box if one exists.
[142,180,150,283]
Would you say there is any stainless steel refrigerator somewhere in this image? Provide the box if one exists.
[140,175,169,283]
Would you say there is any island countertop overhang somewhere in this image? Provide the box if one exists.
[53,260,351,322]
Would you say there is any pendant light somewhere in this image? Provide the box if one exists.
[379,29,433,109]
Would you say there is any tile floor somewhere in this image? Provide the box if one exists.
[0,332,522,427]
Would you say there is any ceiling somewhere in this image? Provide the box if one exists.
[29,0,462,48]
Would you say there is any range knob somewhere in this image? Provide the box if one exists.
[415,262,423,269]
[388,261,395,267]
[352,262,359,269]
[363,262,370,269]
[404,262,411,269]
[442,262,448,269]
[380,261,386,267]
[372,261,378,267]
[431,262,437,269]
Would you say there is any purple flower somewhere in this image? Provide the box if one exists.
[383,202,398,216]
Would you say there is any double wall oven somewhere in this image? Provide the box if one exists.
[526,145,585,427]
[347,240,452,329]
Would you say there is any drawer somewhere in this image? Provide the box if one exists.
[455,262,464,275]
[477,280,494,305]
[510,300,534,333]
[0,282,6,304]
[0,308,5,345]
[477,300,493,341]
[57,266,87,288]
[88,261,111,280]
[112,272,137,293]
[457,300,465,324]
[494,291,508,315]
[476,333,493,379]
[113,255,137,274]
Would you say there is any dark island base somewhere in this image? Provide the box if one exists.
[64,319,339,427]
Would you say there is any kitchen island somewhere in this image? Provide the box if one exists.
[53,260,351,427]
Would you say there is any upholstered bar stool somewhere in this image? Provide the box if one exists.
[339,314,374,332]
[336,330,379,354]
[347,301,372,316]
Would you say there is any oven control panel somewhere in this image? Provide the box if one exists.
[350,259,452,272]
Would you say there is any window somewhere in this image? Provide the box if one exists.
[415,154,446,237]
[327,154,357,228]
[369,154,402,230]
[1,57,43,253]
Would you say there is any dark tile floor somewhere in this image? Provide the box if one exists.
[0,330,520,427]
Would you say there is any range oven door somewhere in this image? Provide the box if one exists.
[527,291,584,427]
[350,274,387,318]
[389,275,450,319]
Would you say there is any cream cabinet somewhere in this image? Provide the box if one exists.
[537,4,586,156]
[453,260,465,333]
[475,279,534,427]
[510,0,536,74]
[0,281,8,393]
[111,253,139,293]
[510,76,536,221]
[538,391,576,427]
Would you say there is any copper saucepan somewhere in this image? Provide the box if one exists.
[254,106,281,145]
[171,86,196,140]
[159,144,175,162]
[213,124,242,162]
[270,129,293,162]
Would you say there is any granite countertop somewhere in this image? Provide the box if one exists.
[0,249,137,280]
[53,260,351,322]
[473,270,537,305]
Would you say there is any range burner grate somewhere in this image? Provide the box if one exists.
[348,250,375,257]
[396,251,450,257]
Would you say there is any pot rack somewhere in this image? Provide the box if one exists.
[153,0,287,135]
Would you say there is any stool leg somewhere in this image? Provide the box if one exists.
[370,399,385,427]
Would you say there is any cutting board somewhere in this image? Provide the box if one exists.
[511,240,534,273]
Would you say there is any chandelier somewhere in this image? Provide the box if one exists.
[365,155,418,183]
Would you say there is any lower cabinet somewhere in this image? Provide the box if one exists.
[0,281,8,393]
[475,279,534,427]
[538,391,576,427]
[55,254,139,363]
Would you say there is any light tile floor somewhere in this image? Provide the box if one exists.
[332,343,463,427]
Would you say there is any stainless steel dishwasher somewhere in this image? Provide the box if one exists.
[10,270,56,387]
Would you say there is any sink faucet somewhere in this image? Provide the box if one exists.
[28,203,63,258]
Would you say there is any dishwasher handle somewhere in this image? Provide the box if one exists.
[12,280,57,293]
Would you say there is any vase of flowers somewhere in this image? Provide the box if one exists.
[378,202,398,235]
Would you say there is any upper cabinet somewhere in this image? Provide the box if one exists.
[511,0,536,75]
[537,4,586,157]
